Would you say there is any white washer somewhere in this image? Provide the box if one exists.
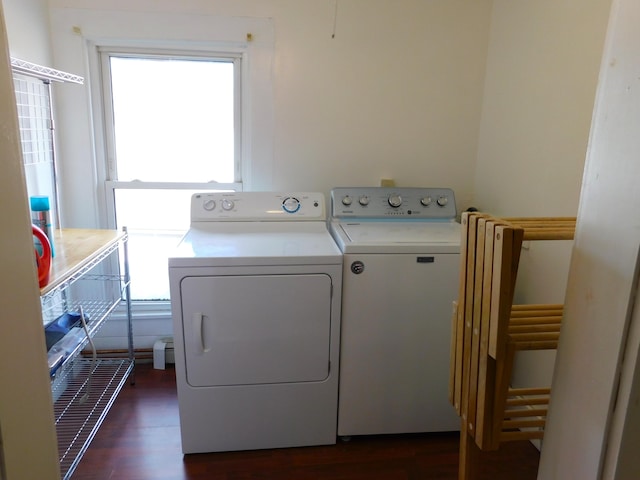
[329,187,461,437]
[169,192,343,453]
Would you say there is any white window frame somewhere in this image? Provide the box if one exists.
[98,47,245,231]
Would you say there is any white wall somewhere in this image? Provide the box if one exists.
[47,0,493,228]
[0,0,61,477]
[475,0,612,218]
[473,0,612,414]
[1,0,51,64]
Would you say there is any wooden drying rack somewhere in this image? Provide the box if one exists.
[450,213,576,479]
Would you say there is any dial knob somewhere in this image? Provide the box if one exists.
[203,199,216,211]
[437,195,449,207]
[221,198,235,211]
[420,196,433,207]
[358,195,370,206]
[282,196,301,213]
[388,194,403,208]
[342,195,353,206]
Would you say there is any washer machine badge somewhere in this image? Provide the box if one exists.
[351,261,365,274]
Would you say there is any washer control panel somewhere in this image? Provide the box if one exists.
[191,192,325,222]
[331,187,456,219]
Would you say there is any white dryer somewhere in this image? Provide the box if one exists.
[329,187,461,437]
[169,192,342,453]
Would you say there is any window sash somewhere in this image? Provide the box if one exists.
[98,47,243,184]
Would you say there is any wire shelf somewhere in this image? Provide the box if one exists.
[53,358,133,480]
[41,274,127,329]
[39,229,133,479]
[11,57,84,84]
[41,233,125,300]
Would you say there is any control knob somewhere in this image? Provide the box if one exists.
[342,195,353,206]
[420,196,433,207]
[437,195,449,207]
[282,196,301,213]
[203,199,216,211]
[388,194,403,208]
[221,198,235,211]
[358,195,370,206]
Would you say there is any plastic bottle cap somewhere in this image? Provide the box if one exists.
[30,196,50,211]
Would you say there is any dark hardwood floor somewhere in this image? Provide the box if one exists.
[71,363,540,479]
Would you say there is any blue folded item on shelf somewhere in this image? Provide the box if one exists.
[45,312,83,350]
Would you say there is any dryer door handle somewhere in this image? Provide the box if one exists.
[193,312,211,354]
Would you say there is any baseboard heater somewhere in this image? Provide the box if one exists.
[152,337,175,369]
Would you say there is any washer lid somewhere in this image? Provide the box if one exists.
[331,221,461,254]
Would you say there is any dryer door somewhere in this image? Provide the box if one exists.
[180,273,333,387]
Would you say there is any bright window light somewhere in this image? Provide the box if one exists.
[110,57,235,182]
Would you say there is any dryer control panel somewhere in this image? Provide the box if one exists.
[330,187,457,220]
[191,192,326,222]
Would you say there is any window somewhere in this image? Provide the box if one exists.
[100,50,242,301]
